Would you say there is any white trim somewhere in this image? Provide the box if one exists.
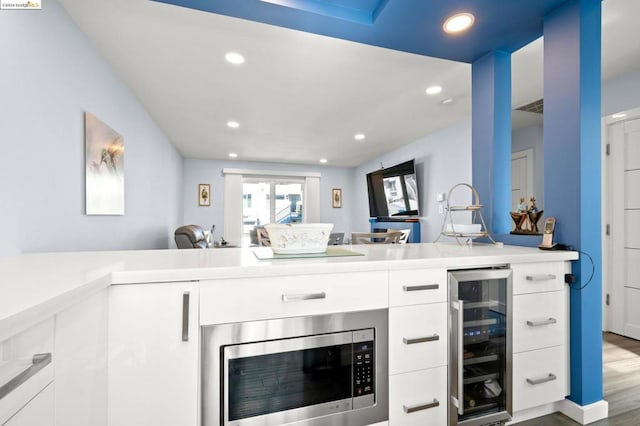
[222,168,321,178]
[559,399,608,425]
[508,402,561,424]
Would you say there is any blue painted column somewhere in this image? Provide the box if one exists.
[544,0,602,405]
[471,51,512,235]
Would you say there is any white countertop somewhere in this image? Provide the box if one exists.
[0,243,578,341]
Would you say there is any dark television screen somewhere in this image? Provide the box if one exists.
[366,160,420,218]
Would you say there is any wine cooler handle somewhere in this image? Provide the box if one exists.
[451,300,464,416]
[403,398,440,414]
[526,373,557,385]
[526,318,557,327]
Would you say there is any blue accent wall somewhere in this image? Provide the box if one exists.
[471,0,603,407]
[472,51,512,234]
[544,0,603,405]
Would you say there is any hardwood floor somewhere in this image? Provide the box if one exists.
[517,332,640,425]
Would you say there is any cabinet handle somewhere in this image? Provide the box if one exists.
[403,334,439,345]
[282,292,326,302]
[403,398,440,414]
[403,284,439,292]
[182,292,190,342]
[526,373,557,385]
[0,353,52,400]
[526,318,557,327]
[525,274,557,281]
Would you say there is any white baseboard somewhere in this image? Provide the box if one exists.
[559,399,609,425]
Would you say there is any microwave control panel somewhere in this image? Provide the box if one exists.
[353,340,375,396]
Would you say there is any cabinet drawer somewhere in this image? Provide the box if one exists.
[0,319,55,425]
[389,366,447,426]
[3,383,54,426]
[389,268,447,307]
[513,346,568,412]
[513,291,566,353]
[389,304,448,374]
[200,271,388,324]
[511,262,565,295]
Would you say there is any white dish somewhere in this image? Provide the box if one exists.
[445,223,482,233]
[265,223,334,254]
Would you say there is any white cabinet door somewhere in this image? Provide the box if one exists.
[55,290,108,426]
[108,282,199,426]
[4,383,54,426]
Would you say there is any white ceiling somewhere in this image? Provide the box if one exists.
[59,0,640,167]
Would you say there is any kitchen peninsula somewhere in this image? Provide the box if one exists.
[0,243,579,426]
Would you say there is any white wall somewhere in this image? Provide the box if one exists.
[353,118,472,242]
[0,0,183,259]
[182,159,355,243]
[603,68,640,116]
[512,124,544,210]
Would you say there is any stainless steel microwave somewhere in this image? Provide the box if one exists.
[202,309,388,426]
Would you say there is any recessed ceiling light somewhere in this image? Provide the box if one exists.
[425,86,443,95]
[227,121,240,128]
[612,113,627,119]
[225,52,245,65]
[441,98,455,105]
[319,158,328,164]
[443,13,475,34]
[354,133,366,141]
[229,153,238,158]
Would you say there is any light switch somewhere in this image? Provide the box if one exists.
[437,192,446,202]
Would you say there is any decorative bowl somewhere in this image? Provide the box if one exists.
[265,223,334,254]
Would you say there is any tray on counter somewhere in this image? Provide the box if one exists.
[252,246,364,260]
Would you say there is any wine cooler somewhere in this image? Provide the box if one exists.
[449,268,512,426]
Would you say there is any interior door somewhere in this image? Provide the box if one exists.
[511,149,533,213]
[607,117,640,338]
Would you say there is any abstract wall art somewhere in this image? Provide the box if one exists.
[85,112,124,215]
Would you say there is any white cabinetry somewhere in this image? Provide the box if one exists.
[54,290,108,426]
[200,271,387,324]
[387,268,448,425]
[3,383,54,426]
[108,282,199,426]
[511,262,569,414]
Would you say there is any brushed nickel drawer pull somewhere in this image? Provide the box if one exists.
[0,353,52,400]
[403,334,439,345]
[527,318,557,327]
[403,284,439,292]
[525,274,557,281]
[282,292,326,302]
[182,292,190,342]
[403,398,440,413]
[526,373,557,385]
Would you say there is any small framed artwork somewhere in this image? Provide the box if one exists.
[199,184,211,206]
[332,188,342,208]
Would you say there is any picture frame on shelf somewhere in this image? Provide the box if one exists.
[332,188,342,208]
[199,184,210,206]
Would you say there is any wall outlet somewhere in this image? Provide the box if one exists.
[438,204,444,214]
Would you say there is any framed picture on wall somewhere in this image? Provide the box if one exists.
[199,184,211,206]
[332,188,342,208]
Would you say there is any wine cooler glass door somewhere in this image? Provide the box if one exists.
[449,269,512,426]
